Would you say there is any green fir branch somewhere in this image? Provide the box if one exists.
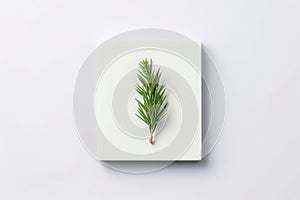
[135,58,168,144]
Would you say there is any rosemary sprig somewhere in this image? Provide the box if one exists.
[135,58,168,144]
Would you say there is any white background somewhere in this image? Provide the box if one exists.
[0,0,300,199]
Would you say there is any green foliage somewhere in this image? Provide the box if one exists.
[135,58,168,144]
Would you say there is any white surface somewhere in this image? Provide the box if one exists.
[0,0,300,199]
[95,49,200,159]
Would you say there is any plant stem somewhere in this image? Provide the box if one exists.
[149,129,153,144]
